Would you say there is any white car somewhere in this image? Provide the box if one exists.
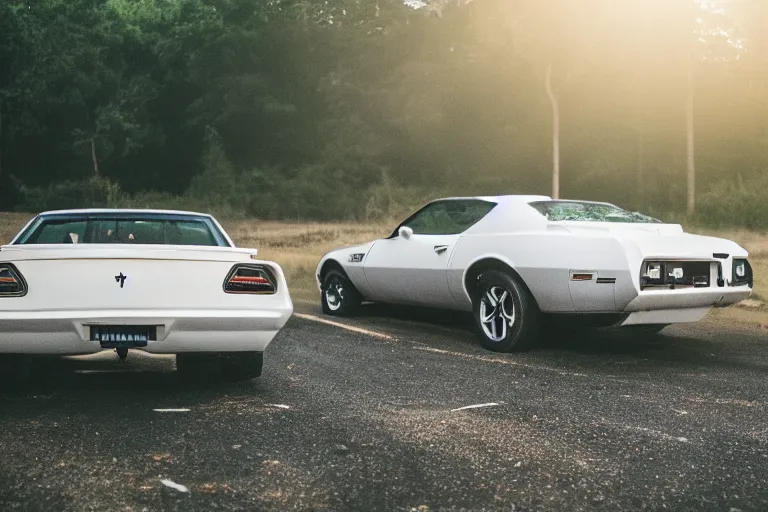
[316,195,752,352]
[0,209,293,382]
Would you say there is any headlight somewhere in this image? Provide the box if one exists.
[640,260,711,290]
[644,263,661,280]
[732,259,752,287]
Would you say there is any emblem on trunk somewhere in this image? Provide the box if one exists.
[115,272,127,288]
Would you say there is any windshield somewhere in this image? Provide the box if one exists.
[529,201,663,224]
[14,213,229,246]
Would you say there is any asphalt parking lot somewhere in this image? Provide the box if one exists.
[1,305,767,511]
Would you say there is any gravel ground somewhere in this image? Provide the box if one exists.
[0,304,767,511]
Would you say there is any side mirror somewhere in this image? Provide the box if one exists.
[398,226,413,240]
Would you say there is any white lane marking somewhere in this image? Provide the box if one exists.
[160,479,189,493]
[266,404,291,409]
[297,313,596,378]
[413,346,589,378]
[293,313,395,340]
[295,313,631,381]
[451,402,500,412]
[153,408,190,413]
[74,370,123,374]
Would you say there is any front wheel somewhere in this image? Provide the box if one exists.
[473,270,541,352]
[321,269,362,316]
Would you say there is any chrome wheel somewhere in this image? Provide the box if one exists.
[479,285,516,342]
[324,275,345,312]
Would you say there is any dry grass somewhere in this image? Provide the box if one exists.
[0,213,34,245]
[220,220,391,300]
[687,227,768,301]
[2,212,768,303]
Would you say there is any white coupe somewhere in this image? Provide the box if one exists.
[316,195,753,352]
[0,209,293,382]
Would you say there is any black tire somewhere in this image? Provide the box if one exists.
[175,353,220,381]
[472,270,541,352]
[176,352,263,381]
[221,352,263,381]
[321,268,362,316]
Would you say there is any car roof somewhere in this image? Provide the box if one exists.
[433,195,552,204]
[38,208,213,218]
[431,195,620,207]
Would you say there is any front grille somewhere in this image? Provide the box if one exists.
[640,261,714,290]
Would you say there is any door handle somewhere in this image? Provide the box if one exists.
[434,245,449,255]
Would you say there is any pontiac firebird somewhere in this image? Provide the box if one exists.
[316,195,753,352]
[0,209,294,381]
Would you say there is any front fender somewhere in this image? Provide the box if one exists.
[316,242,376,291]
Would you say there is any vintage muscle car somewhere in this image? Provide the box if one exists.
[316,196,752,352]
[0,209,293,381]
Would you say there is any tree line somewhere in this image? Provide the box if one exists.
[1,0,768,226]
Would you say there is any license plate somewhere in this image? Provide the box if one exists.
[90,326,156,348]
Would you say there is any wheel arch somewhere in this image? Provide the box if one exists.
[318,258,347,282]
[318,258,366,292]
[462,256,540,309]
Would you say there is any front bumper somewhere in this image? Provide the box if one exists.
[619,285,751,325]
[624,285,751,311]
[0,307,294,355]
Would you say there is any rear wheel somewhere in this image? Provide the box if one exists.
[473,270,541,352]
[321,269,362,316]
[176,352,263,381]
[221,352,263,381]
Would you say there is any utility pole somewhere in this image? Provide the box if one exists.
[545,63,560,199]
[686,49,696,214]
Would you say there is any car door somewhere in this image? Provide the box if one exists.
[362,200,494,309]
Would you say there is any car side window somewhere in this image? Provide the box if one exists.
[402,200,496,235]
[446,200,497,231]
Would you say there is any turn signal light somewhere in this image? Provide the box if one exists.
[0,264,27,297]
[224,265,277,294]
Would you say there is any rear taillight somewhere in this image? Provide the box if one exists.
[224,265,277,294]
[0,264,27,297]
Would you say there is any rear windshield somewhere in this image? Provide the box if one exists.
[15,214,229,246]
[529,201,662,224]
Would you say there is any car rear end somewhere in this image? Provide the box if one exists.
[0,245,293,355]
[613,233,752,325]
